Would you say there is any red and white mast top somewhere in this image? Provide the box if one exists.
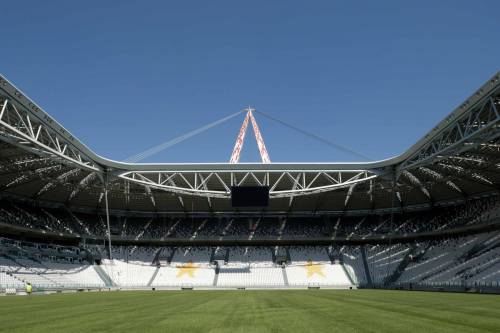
[230,107,271,164]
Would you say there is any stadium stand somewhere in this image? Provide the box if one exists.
[1,197,500,291]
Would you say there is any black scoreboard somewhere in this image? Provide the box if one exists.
[231,186,269,207]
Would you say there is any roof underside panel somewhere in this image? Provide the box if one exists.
[0,73,499,214]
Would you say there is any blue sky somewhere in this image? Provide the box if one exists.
[2,1,499,163]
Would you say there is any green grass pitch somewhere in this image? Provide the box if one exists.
[1,289,499,332]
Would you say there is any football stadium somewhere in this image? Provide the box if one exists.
[1,71,500,331]
[2,3,500,332]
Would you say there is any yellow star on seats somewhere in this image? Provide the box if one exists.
[304,261,325,278]
[176,261,198,278]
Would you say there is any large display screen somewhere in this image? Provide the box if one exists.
[231,186,269,207]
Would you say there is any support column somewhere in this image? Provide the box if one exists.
[386,168,397,286]
[104,173,113,260]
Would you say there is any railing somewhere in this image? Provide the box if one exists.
[370,280,500,289]
[1,283,107,293]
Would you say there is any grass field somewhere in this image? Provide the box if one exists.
[1,289,499,332]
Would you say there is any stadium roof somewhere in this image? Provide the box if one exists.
[0,72,499,214]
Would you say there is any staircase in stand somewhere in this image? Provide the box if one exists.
[270,248,277,263]
[341,263,355,286]
[147,266,160,287]
[213,265,220,286]
[326,248,335,264]
[167,248,177,264]
[360,246,373,287]
[152,248,164,265]
[281,265,289,286]
[93,264,115,287]
[284,248,291,264]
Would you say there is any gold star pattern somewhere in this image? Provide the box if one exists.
[304,260,325,278]
[176,261,198,278]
